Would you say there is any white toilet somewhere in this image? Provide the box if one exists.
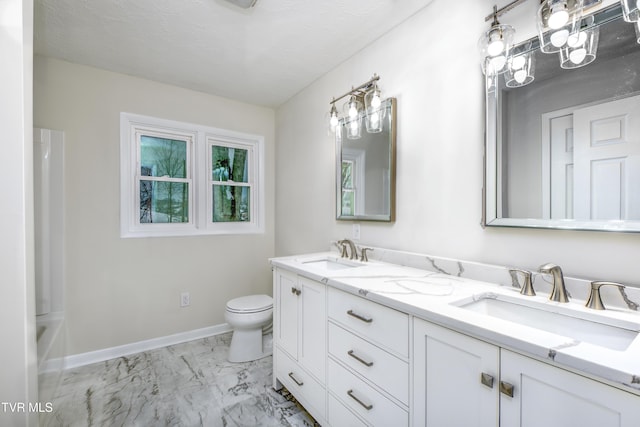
[224,294,273,363]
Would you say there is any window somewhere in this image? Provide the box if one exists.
[121,113,264,237]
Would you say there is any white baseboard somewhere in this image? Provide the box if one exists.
[43,323,233,372]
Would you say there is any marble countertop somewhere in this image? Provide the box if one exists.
[271,251,640,395]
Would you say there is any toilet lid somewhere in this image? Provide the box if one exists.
[226,294,273,313]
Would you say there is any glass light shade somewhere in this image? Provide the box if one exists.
[478,23,515,75]
[537,0,584,53]
[365,104,386,133]
[328,104,339,132]
[346,115,362,140]
[505,51,535,87]
[364,83,385,133]
[559,23,599,69]
[621,0,640,22]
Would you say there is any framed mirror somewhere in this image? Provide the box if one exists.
[484,5,640,232]
[336,97,396,221]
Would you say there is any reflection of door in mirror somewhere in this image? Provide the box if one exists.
[542,94,640,221]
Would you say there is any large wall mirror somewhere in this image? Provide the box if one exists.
[484,4,640,232]
[336,97,396,221]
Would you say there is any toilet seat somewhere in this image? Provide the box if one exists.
[226,294,273,314]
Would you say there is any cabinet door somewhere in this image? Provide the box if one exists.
[274,268,299,358]
[299,276,326,381]
[413,318,499,427]
[501,350,640,427]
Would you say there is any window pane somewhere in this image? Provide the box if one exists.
[342,190,354,216]
[140,180,189,223]
[141,136,187,178]
[342,161,354,189]
[212,185,250,222]
[212,145,249,183]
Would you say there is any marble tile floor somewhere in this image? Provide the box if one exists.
[46,333,318,427]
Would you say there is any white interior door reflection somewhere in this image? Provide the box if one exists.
[543,93,640,221]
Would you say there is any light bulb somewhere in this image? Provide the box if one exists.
[548,2,569,29]
[329,114,339,130]
[348,99,358,119]
[487,38,505,57]
[371,93,381,109]
[567,31,587,47]
[570,47,587,64]
[514,70,527,83]
[511,55,526,70]
[550,29,569,47]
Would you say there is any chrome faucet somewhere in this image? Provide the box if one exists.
[338,239,359,260]
[539,263,569,303]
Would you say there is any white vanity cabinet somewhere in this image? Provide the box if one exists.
[273,268,327,424]
[413,318,640,427]
[413,318,499,427]
[327,287,410,426]
[500,350,640,427]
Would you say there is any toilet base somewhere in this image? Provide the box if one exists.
[228,329,273,363]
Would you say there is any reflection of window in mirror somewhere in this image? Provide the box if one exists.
[341,149,365,217]
[341,160,354,216]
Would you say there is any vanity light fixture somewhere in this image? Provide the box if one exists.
[327,74,383,139]
[620,0,640,44]
[478,5,515,76]
[479,0,604,88]
[559,15,599,68]
[505,46,536,87]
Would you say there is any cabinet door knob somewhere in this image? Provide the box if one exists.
[500,381,514,397]
[348,350,374,367]
[288,372,304,387]
[480,372,494,389]
[347,389,373,410]
[290,287,301,296]
[347,309,373,323]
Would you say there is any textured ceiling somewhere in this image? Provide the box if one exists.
[34,0,434,107]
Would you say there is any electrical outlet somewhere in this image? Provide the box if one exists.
[352,223,361,240]
[180,292,190,307]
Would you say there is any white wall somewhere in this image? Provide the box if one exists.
[275,0,640,286]
[0,0,38,425]
[34,56,276,355]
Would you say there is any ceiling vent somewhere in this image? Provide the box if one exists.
[223,0,258,8]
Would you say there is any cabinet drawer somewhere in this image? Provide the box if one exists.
[328,358,408,426]
[328,287,409,357]
[275,347,326,422]
[328,322,409,405]
[328,394,368,427]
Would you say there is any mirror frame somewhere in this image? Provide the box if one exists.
[336,97,396,222]
[482,4,640,233]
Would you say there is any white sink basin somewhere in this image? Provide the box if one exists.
[299,256,360,271]
[452,293,640,351]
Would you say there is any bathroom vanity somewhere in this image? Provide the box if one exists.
[271,248,640,426]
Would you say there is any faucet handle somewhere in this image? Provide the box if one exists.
[509,268,535,296]
[586,281,625,310]
[337,240,348,258]
[360,247,373,262]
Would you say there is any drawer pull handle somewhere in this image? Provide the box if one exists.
[480,372,494,389]
[288,372,304,386]
[347,389,373,411]
[500,381,514,398]
[347,310,373,323]
[290,287,301,296]
[348,350,374,367]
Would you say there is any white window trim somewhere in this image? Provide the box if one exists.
[120,112,265,238]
